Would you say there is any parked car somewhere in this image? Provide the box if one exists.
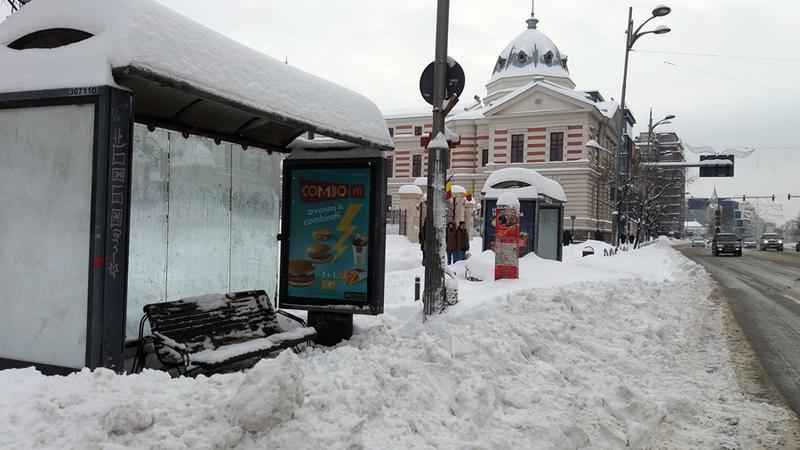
[690,237,706,248]
[743,240,757,249]
[759,233,784,251]
[712,233,742,257]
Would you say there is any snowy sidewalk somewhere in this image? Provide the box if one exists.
[1,237,798,449]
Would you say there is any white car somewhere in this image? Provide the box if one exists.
[690,237,706,248]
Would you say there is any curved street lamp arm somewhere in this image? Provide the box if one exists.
[630,15,656,47]
[629,29,659,48]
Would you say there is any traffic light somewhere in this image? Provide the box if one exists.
[772,194,776,202]
[742,194,746,202]
[700,155,735,177]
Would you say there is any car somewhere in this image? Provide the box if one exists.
[690,237,706,248]
[712,233,742,257]
[759,233,784,251]
[743,240,757,249]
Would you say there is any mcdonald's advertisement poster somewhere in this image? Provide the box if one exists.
[285,168,371,302]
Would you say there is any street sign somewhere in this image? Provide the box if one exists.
[699,155,735,177]
[419,58,465,106]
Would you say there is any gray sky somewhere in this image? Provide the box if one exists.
[4,0,799,223]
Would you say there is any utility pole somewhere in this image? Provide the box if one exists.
[422,0,450,317]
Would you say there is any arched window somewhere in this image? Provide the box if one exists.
[8,28,93,50]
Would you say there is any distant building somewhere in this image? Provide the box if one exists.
[383,11,632,239]
[636,131,686,237]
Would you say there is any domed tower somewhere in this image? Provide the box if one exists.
[485,10,575,103]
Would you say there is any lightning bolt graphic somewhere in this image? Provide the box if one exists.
[333,203,363,262]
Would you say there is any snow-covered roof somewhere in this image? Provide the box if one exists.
[489,14,571,84]
[481,167,567,202]
[684,221,703,228]
[0,0,393,151]
[398,185,423,196]
[484,78,617,121]
[413,177,428,187]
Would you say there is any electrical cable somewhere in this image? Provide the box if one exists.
[634,49,800,63]
[663,60,800,96]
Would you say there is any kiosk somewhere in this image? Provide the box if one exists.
[481,168,566,261]
[0,0,392,373]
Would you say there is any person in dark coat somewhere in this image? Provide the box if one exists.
[562,229,573,247]
[594,228,603,242]
[456,221,470,261]
[445,222,458,264]
[419,216,427,266]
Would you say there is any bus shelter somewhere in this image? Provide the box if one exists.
[0,0,392,373]
[481,167,566,261]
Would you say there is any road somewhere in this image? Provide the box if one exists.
[681,244,800,415]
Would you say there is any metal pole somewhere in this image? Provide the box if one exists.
[613,6,633,248]
[422,0,450,317]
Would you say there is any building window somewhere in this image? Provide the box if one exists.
[388,127,394,137]
[387,195,393,207]
[510,134,524,163]
[386,156,394,178]
[414,126,422,136]
[443,150,450,170]
[549,132,564,161]
[412,154,422,177]
[482,149,489,167]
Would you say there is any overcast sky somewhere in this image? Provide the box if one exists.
[3,0,798,223]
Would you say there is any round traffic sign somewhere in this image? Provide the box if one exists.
[419,58,466,106]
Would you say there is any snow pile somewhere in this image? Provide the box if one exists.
[0,240,796,448]
[229,352,304,433]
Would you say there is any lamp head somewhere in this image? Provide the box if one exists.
[653,25,671,35]
[652,5,671,17]
[665,114,676,120]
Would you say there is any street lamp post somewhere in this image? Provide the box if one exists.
[612,5,671,246]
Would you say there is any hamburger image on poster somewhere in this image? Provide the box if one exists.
[306,242,332,264]
[287,259,315,287]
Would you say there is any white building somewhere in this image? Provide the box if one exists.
[384,11,632,239]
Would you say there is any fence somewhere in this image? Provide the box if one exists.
[386,208,407,235]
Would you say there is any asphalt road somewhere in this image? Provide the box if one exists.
[681,244,800,415]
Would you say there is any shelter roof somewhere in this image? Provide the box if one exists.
[0,0,392,151]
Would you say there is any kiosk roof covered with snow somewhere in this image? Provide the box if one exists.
[0,0,393,151]
[481,167,567,203]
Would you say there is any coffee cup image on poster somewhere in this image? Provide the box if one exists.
[286,168,371,301]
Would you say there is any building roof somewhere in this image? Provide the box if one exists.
[488,13,571,85]
[0,0,393,151]
[479,78,618,120]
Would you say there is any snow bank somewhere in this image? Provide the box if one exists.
[0,240,795,449]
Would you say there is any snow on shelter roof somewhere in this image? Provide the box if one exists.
[0,0,393,151]
[481,167,566,203]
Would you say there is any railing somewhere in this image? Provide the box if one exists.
[386,208,407,235]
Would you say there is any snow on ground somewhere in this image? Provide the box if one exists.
[1,236,797,449]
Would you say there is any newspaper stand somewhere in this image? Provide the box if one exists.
[481,168,567,262]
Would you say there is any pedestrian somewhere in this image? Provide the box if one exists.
[594,228,603,242]
[562,229,573,247]
[457,221,470,261]
[446,222,458,264]
[419,216,427,266]
[629,233,635,246]
[619,233,627,245]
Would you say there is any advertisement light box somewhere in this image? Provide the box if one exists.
[279,158,386,315]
